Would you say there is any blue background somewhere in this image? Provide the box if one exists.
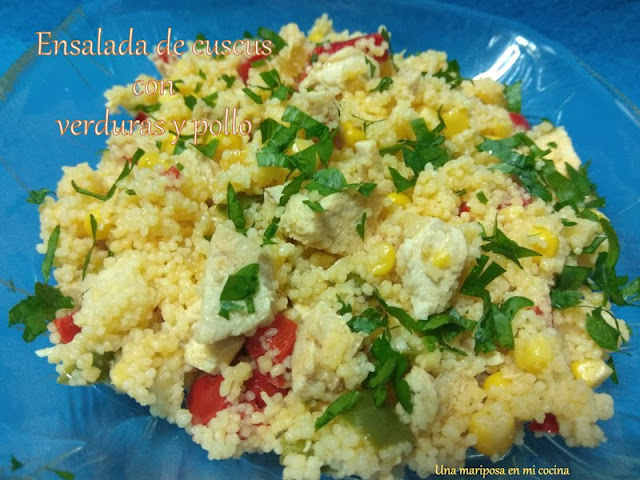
[1,0,639,106]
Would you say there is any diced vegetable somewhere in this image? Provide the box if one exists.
[312,34,389,62]
[509,112,530,130]
[245,313,298,363]
[341,391,414,448]
[528,413,559,434]
[238,52,270,83]
[53,313,81,344]
[186,373,229,425]
[245,369,288,408]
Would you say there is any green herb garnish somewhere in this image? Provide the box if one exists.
[219,263,260,319]
[481,222,540,268]
[370,77,393,93]
[72,148,144,201]
[504,81,522,113]
[226,183,247,234]
[27,188,54,205]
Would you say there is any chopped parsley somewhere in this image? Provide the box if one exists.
[418,308,476,355]
[195,138,219,158]
[218,263,260,319]
[460,255,532,352]
[589,217,639,306]
[255,69,293,101]
[356,212,367,240]
[476,191,488,204]
[370,77,393,93]
[201,92,218,109]
[72,148,144,201]
[586,308,623,351]
[226,183,247,234]
[303,199,325,212]
[366,332,412,412]
[347,307,387,334]
[432,59,467,88]
[481,222,540,268]
[10,454,23,471]
[337,295,353,315]
[257,26,287,54]
[504,81,522,113]
[242,87,263,104]
[27,188,54,204]
[184,94,197,111]
[9,282,75,342]
[550,264,591,309]
[221,74,236,88]
[380,115,450,192]
[81,213,98,279]
[365,56,376,77]
[315,390,361,430]
[42,225,60,283]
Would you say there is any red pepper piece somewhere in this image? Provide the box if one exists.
[529,413,559,433]
[134,111,148,123]
[458,202,471,215]
[509,112,531,130]
[186,374,229,425]
[245,369,288,409]
[237,52,271,83]
[313,33,388,62]
[53,313,81,344]
[245,313,298,364]
[163,165,181,179]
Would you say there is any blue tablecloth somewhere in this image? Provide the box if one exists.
[1,0,639,107]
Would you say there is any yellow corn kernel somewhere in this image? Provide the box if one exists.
[138,151,172,170]
[368,243,396,277]
[160,134,178,155]
[387,192,411,206]
[480,122,512,140]
[83,210,109,240]
[430,249,452,269]
[341,121,366,149]
[514,333,553,374]
[214,134,244,161]
[287,137,315,155]
[529,227,559,257]
[379,59,394,77]
[219,150,248,170]
[308,31,325,43]
[483,371,511,391]
[571,359,612,388]
[442,108,469,138]
[469,404,515,456]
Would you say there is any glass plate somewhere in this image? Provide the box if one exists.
[1,1,638,478]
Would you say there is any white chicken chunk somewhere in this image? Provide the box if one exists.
[184,336,244,374]
[396,217,468,318]
[195,221,277,343]
[396,367,439,432]
[299,46,370,93]
[280,191,370,255]
[288,90,340,131]
[291,302,372,401]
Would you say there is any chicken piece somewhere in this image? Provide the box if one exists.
[291,302,372,401]
[184,336,244,374]
[288,90,340,131]
[397,367,439,432]
[396,217,468,318]
[195,221,277,343]
[299,46,370,93]
[280,191,370,255]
